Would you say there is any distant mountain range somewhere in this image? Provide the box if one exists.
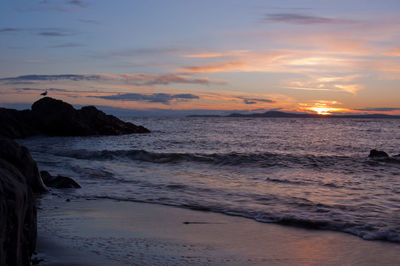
[188,110,400,119]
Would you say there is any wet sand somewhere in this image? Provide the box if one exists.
[35,194,400,265]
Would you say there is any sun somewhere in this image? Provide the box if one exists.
[299,101,339,115]
[308,107,332,115]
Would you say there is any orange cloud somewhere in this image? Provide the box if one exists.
[363,59,400,79]
[316,74,361,83]
[333,84,363,94]
[284,74,363,94]
[204,15,400,81]
[179,48,362,75]
[383,48,400,57]
[287,56,348,67]
[183,50,250,58]
[183,53,225,58]
[179,61,246,73]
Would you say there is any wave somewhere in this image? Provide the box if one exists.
[80,194,400,243]
[43,148,400,172]
[48,148,347,165]
[265,177,346,189]
[263,216,400,243]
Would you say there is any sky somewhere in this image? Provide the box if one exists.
[1,0,400,116]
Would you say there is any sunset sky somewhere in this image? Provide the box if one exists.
[1,0,400,115]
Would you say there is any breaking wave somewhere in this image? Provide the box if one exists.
[44,148,400,173]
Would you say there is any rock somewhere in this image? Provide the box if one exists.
[0,108,39,138]
[50,175,81,189]
[78,105,150,135]
[0,140,38,265]
[31,257,44,265]
[368,149,389,158]
[31,97,78,136]
[0,97,150,138]
[39,170,53,184]
[31,97,150,136]
[40,171,81,189]
[0,138,48,193]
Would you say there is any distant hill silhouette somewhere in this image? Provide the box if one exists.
[188,110,400,119]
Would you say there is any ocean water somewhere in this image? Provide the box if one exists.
[19,117,400,243]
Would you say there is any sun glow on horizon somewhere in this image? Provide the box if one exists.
[309,107,332,115]
[301,101,352,115]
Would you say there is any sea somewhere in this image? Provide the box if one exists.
[19,117,400,243]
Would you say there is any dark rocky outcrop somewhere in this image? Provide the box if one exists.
[0,97,150,138]
[0,138,43,265]
[0,138,48,193]
[0,108,39,138]
[40,171,81,189]
[39,170,53,185]
[368,149,389,158]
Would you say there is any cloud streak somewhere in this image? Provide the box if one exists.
[33,0,88,12]
[241,97,275,105]
[0,74,100,83]
[0,28,22,33]
[178,49,362,75]
[67,0,87,7]
[90,93,200,104]
[179,61,246,73]
[38,29,75,37]
[356,107,400,112]
[0,27,76,37]
[49,43,84,48]
[285,74,363,95]
[264,13,353,25]
[105,74,221,86]
[0,73,224,86]
[13,87,68,92]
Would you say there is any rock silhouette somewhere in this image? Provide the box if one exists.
[0,138,48,193]
[40,170,81,189]
[368,149,389,158]
[0,97,150,138]
[0,138,43,265]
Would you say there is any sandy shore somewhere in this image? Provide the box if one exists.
[35,193,400,266]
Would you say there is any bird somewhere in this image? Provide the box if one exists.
[40,90,48,96]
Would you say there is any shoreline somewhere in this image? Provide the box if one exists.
[36,193,400,265]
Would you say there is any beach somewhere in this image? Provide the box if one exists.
[35,193,400,266]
